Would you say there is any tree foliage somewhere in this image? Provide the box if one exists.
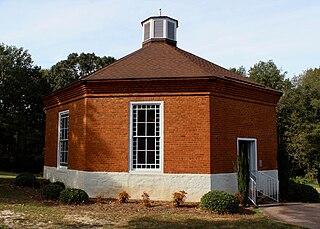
[279,68,320,178]
[229,66,247,77]
[248,60,320,182]
[0,43,51,172]
[248,60,290,91]
[0,43,116,173]
[237,142,249,205]
[49,52,115,90]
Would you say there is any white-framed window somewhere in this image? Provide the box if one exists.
[58,110,69,168]
[144,22,150,41]
[129,102,163,172]
[154,20,163,38]
[167,21,175,40]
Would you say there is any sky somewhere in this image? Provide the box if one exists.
[1,0,319,78]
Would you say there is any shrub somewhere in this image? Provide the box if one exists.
[237,147,249,206]
[15,173,37,187]
[141,192,151,207]
[60,188,89,205]
[118,191,130,203]
[172,190,187,207]
[53,181,65,189]
[200,190,240,214]
[41,183,64,200]
[287,180,319,203]
[95,194,104,203]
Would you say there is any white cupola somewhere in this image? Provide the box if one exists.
[141,16,178,46]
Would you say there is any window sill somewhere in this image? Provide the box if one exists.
[57,166,68,172]
[129,170,163,174]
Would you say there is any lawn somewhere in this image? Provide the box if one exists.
[0,172,301,228]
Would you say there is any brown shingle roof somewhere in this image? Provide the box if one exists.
[83,41,256,85]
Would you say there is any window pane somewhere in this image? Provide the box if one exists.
[147,110,155,122]
[147,138,155,150]
[137,151,146,164]
[138,138,145,150]
[147,123,155,136]
[147,151,155,164]
[138,123,145,136]
[138,110,145,122]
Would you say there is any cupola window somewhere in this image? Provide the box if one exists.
[144,22,150,41]
[167,21,175,40]
[154,20,163,38]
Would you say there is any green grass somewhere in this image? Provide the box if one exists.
[0,171,18,178]
[0,172,302,228]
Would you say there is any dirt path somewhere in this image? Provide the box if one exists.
[261,203,320,229]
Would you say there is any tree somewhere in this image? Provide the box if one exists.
[280,68,320,179]
[0,43,51,172]
[229,66,247,77]
[248,60,289,91]
[237,142,249,205]
[49,52,116,90]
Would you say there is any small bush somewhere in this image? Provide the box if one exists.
[15,173,36,187]
[200,190,240,214]
[288,180,319,203]
[53,181,65,189]
[41,183,64,200]
[172,190,187,207]
[118,191,130,203]
[60,188,89,205]
[95,194,104,203]
[141,192,151,207]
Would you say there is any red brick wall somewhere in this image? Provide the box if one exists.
[44,99,87,170]
[45,95,211,174]
[84,95,211,173]
[210,95,278,174]
[44,79,279,175]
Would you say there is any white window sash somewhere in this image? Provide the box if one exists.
[129,102,163,173]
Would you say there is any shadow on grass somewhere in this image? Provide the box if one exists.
[126,217,300,229]
[0,177,40,204]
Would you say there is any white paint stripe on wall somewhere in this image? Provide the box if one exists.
[43,166,278,202]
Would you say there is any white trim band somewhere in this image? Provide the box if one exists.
[43,166,278,202]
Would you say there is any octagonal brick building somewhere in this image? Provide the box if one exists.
[43,16,281,202]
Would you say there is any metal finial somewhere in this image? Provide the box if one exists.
[159,8,162,16]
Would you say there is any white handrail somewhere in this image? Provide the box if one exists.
[249,176,257,205]
[258,172,279,202]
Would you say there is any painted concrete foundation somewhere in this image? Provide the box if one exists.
[44,166,278,202]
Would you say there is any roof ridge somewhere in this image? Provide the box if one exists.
[172,45,267,86]
[173,45,237,78]
[163,44,212,76]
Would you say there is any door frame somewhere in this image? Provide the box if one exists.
[237,137,257,172]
